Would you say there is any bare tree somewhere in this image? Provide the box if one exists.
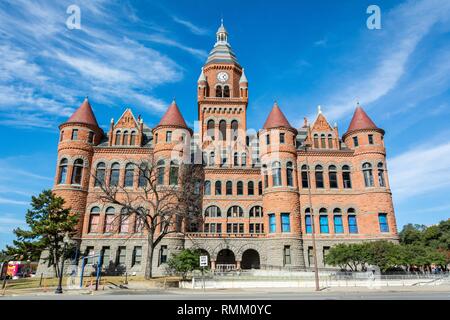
[93,158,203,279]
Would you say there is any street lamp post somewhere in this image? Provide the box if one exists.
[304,142,320,291]
[55,233,70,294]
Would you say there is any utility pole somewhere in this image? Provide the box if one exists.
[304,142,320,291]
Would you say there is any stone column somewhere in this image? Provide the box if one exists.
[211,260,216,270]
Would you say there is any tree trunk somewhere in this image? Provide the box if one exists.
[145,236,155,280]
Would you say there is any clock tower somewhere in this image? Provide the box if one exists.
[197,20,249,167]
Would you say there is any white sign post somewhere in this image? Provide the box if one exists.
[199,256,208,290]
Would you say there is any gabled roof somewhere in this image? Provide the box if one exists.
[65,97,99,127]
[157,100,188,129]
[345,106,380,133]
[263,102,293,130]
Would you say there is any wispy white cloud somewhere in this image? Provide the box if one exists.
[0,216,27,234]
[322,0,450,121]
[172,16,209,35]
[0,197,28,206]
[389,139,450,200]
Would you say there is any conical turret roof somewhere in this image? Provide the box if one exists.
[345,105,380,134]
[157,100,188,128]
[65,97,99,127]
[263,102,294,130]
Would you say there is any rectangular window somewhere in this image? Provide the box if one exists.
[319,215,329,233]
[266,134,270,145]
[315,172,324,188]
[283,246,291,265]
[353,136,359,147]
[368,134,374,145]
[348,215,358,234]
[301,171,309,188]
[60,131,64,142]
[88,131,94,143]
[159,245,168,265]
[239,223,244,234]
[378,213,389,232]
[269,214,276,233]
[132,246,142,266]
[249,223,254,234]
[343,172,352,188]
[88,214,99,233]
[323,246,330,267]
[71,129,78,140]
[101,247,110,267]
[329,172,338,188]
[117,246,126,265]
[227,223,231,233]
[333,215,344,233]
[120,215,129,233]
[104,215,114,233]
[166,131,172,142]
[305,215,312,234]
[308,246,314,267]
[281,213,290,232]
[85,247,94,265]
[280,133,285,144]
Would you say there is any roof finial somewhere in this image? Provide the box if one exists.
[317,105,322,114]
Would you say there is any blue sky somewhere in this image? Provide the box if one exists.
[0,0,449,249]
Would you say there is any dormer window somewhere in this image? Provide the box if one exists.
[115,131,121,145]
[130,131,136,145]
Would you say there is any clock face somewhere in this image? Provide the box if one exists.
[217,71,229,83]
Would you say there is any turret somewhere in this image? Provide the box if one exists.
[54,97,103,236]
[197,67,207,100]
[239,68,248,100]
[259,102,304,267]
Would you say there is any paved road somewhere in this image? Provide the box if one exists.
[2,288,450,300]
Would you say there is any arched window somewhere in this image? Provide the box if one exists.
[157,160,165,185]
[321,134,326,148]
[215,181,222,195]
[328,134,333,149]
[88,207,100,233]
[248,181,254,195]
[209,152,215,166]
[95,162,106,187]
[215,85,223,97]
[241,153,247,167]
[258,181,263,195]
[342,165,352,188]
[219,120,226,141]
[263,164,269,188]
[110,162,120,187]
[135,207,145,233]
[223,85,230,97]
[315,165,324,188]
[313,134,319,148]
[226,181,233,195]
[328,165,338,188]
[305,208,312,234]
[169,160,179,185]
[363,162,374,187]
[378,162,385,187]
[204,181,211,195]
[272,161,282,187]
[119,208,129,233]
[115,131,121,145]
[124,163,134,187]
[207,120,215,140]
[347,208,358,233]
[123,131,129,146]
[231,120,238,141]
[138,162,149,188]
[286,161,294,187]
[233,152,239,166]
[333,208,343,233]
[319,208,329,233]
[71,159,84,185]
[227,206,243,217]
[237,181,243,195]
[57,158,68,184]
[205,205,221,217]
[130,131,137,146]
[301,165,309,188]
[104,207,115,233]
[249,206,263,217]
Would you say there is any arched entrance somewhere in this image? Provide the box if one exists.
[241,249,260,269]
[216,249,236,272]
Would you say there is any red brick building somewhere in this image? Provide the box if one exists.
[37,21,398,276]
